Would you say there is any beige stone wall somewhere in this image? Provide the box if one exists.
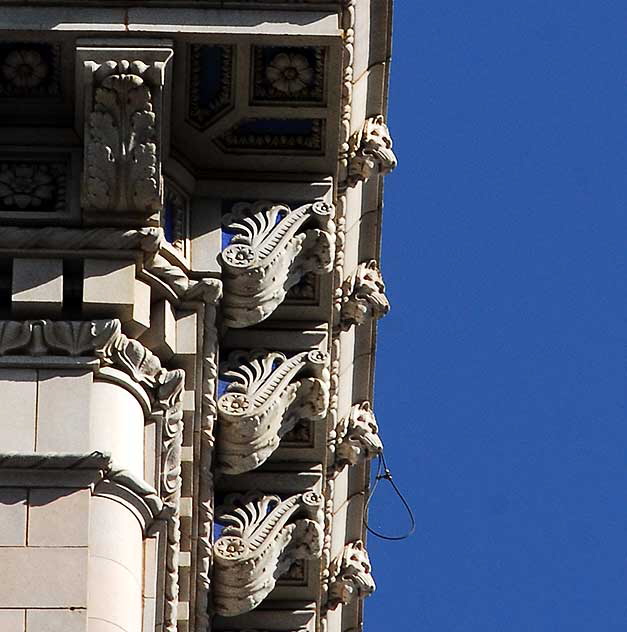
[0,372,161,632]
[0,487,89,631]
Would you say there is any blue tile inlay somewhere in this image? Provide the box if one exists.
[163,197,176,244]
[198,46,225,109]
[237,118,316,136]
[217,378,230,397]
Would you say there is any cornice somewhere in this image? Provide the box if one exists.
[0,225,222,303]
[0,7,342,35]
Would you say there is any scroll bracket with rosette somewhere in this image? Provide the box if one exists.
[221,200,336,328]
[212,490,324,616]
[217,348,330,475]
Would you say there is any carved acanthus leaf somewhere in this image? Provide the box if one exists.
[339,260,390,331]
[217,349,329,475]
[328,541,376,608]
[332,402,382,470]
[347,115,397,187]
[82,56,169,220]
[213,491,324,616]
[221,200,335,328]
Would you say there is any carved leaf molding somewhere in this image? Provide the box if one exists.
[221,200,335,328]
[83,59,165,217]
[213,491,324,616]
[217,349,329,474]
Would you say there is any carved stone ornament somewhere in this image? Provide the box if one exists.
[0,161,66,212]
[332,402,383,470]
[339,260,390,331]
[0,318,183,632]
[328,540,376,608]
[213,491,324,616]
[347,115,397,187]
[217,349,329,475]
[80,48,172,222]
[221,200,335,328]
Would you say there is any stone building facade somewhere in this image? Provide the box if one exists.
[0,2,396,632]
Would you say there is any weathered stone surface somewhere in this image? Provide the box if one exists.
[0,547,88,608]
[27,609,86,632]
[29,487,90,546]
[0,488,27,546]
[0,609,24,632]
[36,370,92,453]
[12,258,63,316]
[0,369,36,452]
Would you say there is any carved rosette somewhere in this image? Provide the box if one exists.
[328,540,376,608]
[217,349,329,474]
[81,51,171,222]
[213,491,324,616]
[332,402,383,470]
[0,318,184,632]
[221,200,335,328]
[339,260,390,331]
[347,115,398,187]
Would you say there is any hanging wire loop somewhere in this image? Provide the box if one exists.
[363,452,416,541]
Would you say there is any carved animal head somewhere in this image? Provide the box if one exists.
[340,260,390,330]
[359,114,397,175]
[348,115,397,185]
[336,402,383,467]
[328,540,376,607]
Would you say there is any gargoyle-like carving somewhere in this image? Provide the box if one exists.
[347,115,397,186]
[82,54,170,221]
[217,349,329,474]
[213,491,324,616]
[328,541,376,608]
[339,260,390,331]
[333,402,383,470]
[221,200,335,328]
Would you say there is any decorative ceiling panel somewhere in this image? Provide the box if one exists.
[216,118,325,155]
[252,45,326,105]
[188,44,235,130]
[0,43,61,99]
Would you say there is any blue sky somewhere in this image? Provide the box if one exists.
[367,2,627,630]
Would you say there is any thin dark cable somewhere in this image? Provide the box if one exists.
[364,452,416,541]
